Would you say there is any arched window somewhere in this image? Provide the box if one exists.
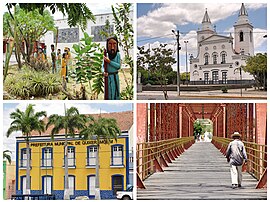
[220,51,227,64]
[240,31,244,42]
[204,53,209,65]
[250,31,252,42]
[212,52,218,64]
[193,70,199,76]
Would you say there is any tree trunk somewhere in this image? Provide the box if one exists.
[63,135,70,200]
[14,44,23,69]
[95,145,101,200]
[3,41,15,82]
[26,139,31,195]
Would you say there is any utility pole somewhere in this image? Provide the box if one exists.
[184,40,188,86]
[240,67,242,97]
[172,30,181,96]
[148,43,150,83]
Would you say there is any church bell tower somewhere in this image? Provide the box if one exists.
[234,3,254,56]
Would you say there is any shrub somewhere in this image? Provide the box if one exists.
[5,69,61,99]
[221,86,228,93]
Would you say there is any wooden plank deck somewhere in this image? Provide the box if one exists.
[137,142,267,200]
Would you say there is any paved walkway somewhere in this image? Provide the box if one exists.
[137,142,267,200]
[137,88,267,100]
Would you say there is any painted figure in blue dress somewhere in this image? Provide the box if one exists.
[103,36,121,100]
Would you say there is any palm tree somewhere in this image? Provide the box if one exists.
[3,150,12,164]
[7,104,47,195]
[80,117,121,200]
[46,106,86,200]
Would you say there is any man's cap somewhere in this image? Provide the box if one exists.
[231,132,241,138]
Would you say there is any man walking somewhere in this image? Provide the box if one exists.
[226,132,247,189]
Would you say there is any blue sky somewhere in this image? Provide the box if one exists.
[3,103,133,115]
[137,3,267,72]
[3,103,133,160]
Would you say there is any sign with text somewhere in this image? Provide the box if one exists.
[30,139,114,147]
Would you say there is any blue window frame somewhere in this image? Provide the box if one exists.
[111,144,124,166]
[64,175,75,196]
[111,174,124,195]
[20,175,31,195]
[86,146,97,167]
[87,175,96,197]
[63,146,76,167]
[20,148,31,168]
[41,147,53,167]
[42,175,53,194]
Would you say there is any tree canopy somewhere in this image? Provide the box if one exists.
[6,3,95,30]
[243,53,267,90]
[4,5,55,66]
[137,44,176,99]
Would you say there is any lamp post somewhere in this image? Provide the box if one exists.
[184,40,188,85]
[172,30,181,96]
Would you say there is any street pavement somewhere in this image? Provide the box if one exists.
[137,88,267,100]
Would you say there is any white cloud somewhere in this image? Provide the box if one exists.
[253,28,267,53]
[138,3,266,38]
[137,16,177,37]
[3,103,111,160]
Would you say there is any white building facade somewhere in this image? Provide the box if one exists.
[42,11,133,59]
[190,4,254,85]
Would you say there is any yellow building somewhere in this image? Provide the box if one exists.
[15,111,133,199]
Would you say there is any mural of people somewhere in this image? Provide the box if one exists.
[103,36,121,100]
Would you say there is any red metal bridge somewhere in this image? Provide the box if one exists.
[136,103,267,200]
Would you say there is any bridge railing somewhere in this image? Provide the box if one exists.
[137,137,194,187]
[212,137,267,188]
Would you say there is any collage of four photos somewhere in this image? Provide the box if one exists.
[2,2,267,200]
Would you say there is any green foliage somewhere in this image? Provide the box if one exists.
[243,53,267,90]
[99,19,111,39]
[194,119,213,138]
[111,4,133,69]
[4,5,55,64]
[29,58,50,72]
[46,106,86,138]
[7,104,46,194]
[3,150,12,164]
[137,44,176,99]
[71,32,104,97]
[221,86,228,93]
[5,68,61,99]
[193,121,203,137]
[6,3,95,31]
[80,116,121,145]
[7,104,47,139]
[120,84,133,100]
[112,3,134,99]
[180,72,190,84]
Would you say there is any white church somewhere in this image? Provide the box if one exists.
[190,3,255,85]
